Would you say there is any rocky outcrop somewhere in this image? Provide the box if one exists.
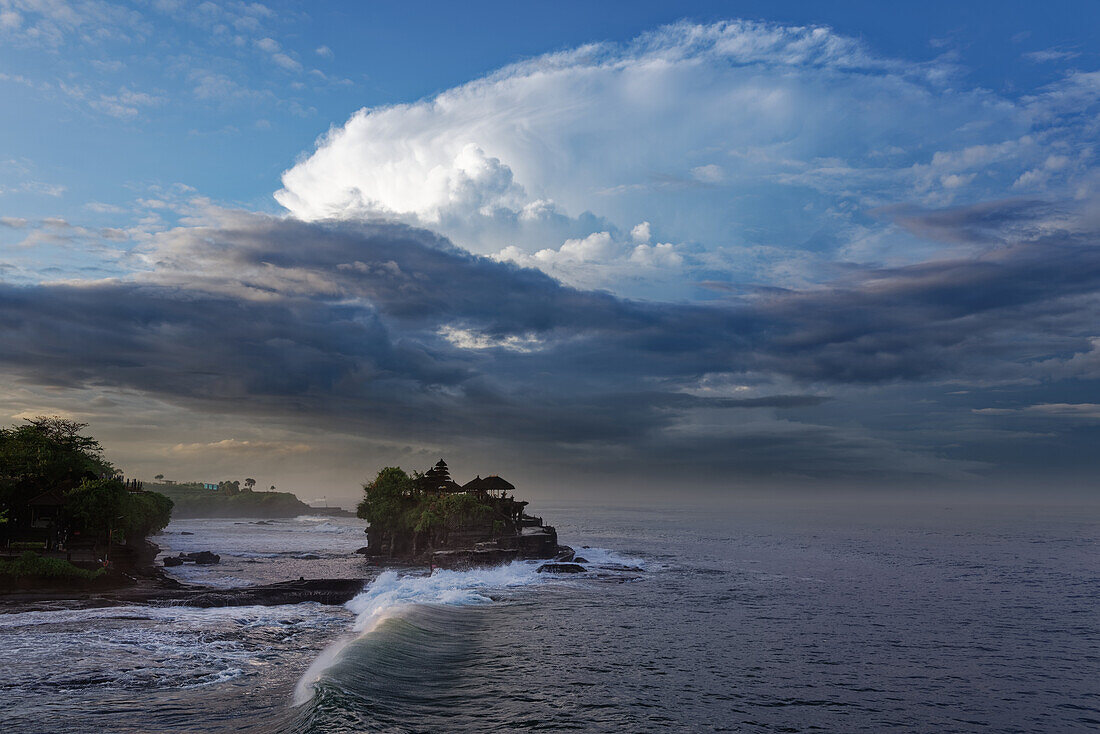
[179,578,365,608]
[431,547,520,570]
[536,563,587,573]
[494,526,560,558]
[0,576,367,612]
[165,550,221,565]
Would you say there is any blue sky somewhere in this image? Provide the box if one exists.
[2,1,1095,233]
[1,1,1099,500]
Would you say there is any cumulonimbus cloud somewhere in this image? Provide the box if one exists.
[273,19,1095,298]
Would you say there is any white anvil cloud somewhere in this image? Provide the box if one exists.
[276,20,1090,298]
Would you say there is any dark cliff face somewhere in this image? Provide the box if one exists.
[363,514,559,562]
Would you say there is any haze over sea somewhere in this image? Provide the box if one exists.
[1,497,1096,733]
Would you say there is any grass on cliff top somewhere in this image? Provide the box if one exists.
[0,551,106,581]
[146,482,312,517]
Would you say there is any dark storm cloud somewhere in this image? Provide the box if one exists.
[1,202,1098,479]
[751,232,1100,383]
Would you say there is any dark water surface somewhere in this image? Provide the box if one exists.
[0,501,1097,732]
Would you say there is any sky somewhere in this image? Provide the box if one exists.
[1,1,1099,505]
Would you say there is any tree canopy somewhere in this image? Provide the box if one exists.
[0,417,113,516]
[0,417,172,546]
[357,466,416,530]
[358,466,493,550]
[65,478,173,545]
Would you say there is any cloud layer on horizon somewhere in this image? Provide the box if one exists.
[2,196,1100,489]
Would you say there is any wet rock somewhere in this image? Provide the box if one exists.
[178,551,221,565]
[162,556,183,567]
[354,546,370,555]
[536,563,587,574]
[193,551,220,565]
[572,557,589,564]
[553,545,575,562]
[179,531,194,536]
[433,548,519,570]
[181,579,365,608]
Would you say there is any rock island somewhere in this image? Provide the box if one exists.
[357,459,569,569]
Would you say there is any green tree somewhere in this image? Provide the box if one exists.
[358,467,495,553]
[357,467,416,528]
[64,478,127,551]
[409,493,491,547]
[244,478,256,492]
[0,417,113,525]
[65,478,173,553]
[123,491,173,539]
[217,480,241,495]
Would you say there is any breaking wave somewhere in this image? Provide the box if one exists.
[292,562,541,706]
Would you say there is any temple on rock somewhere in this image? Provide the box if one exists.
[360,459,561,566]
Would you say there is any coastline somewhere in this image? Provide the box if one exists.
[0,574,371,614]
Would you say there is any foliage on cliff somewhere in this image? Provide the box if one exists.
[357,466,493,548]
[0,417,172,544]
[66,478,173,545]
[0,417,112,513]
[147,481,313,518]
[0,551,106,581]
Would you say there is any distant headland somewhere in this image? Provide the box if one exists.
[145,480,353,519]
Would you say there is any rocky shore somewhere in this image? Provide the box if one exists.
[0,534,372,613]
[0,571,371,613]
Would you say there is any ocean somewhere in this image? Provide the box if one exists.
[0,499,1097,733]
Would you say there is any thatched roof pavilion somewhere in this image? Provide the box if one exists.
[479,475,515,497]
[462,475,486,492]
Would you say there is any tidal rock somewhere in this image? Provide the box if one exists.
[433,548,519,570]
[180,531,194,536]
[179,551,221,565]
[536,563,587,574]
[182,579,365,608]
[162,556,183,567]
[553,545,575,562]
[354,546,370,555]
[572,557,589,564]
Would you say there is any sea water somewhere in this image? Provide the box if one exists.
[0,499,1097,732]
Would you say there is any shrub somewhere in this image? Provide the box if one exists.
[0,551,105,581]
